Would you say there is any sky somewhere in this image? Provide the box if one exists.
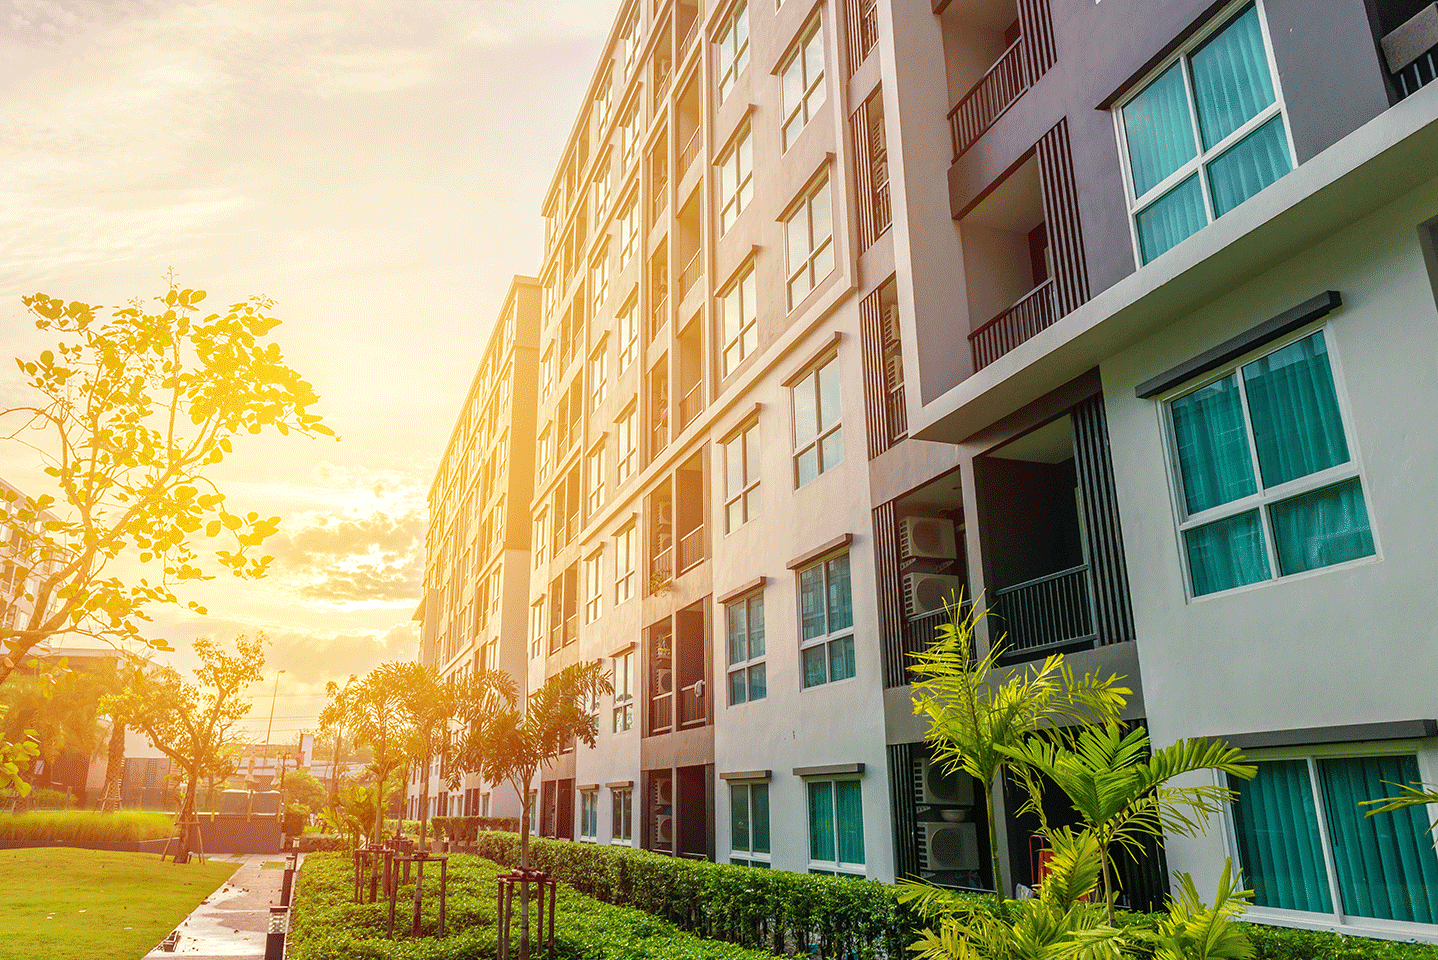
[0,0,612,742]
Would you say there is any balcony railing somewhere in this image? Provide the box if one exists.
[650,543,673,588]
[884,385,907,443]
[677,523,705,572]
[1384,8,1438,100]
[968,277,1057,371]
[948,37,1030,161]
[679,127,702,174]
[900,606,955,671]
[651,416,669,457]
[654,61,673,110]
[651,293,669,339]
[677,250,702,300]
[650,691,673,734]
[652,179,668,224]
[990,564,1095,658]
[679,3,703,54]
[678,680,705,728]
[679,381,703,429]
[873,179,891,237]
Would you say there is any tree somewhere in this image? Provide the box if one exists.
[0,659,105,804]
[335,663,412,844]
[908,598,1130,892]
[318,675,360,804]
[283,767,327,813]
[465,660,610,960]
[97,654,150,812]
[0,281,333,687]
[117,633,266,863]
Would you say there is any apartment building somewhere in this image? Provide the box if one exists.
[424,0,1438,942]
[901,0,1438,943]
[412,276,541,821]
[0,476,61,635]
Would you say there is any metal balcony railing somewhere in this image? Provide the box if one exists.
[948,37,1030,161]
[651,294,669,339]
[676,524,705,572]
[678,250,702,300]
[651,416,669,456]
[873,179,891,237]
[679,127,702,175]
[678,381,703,429]
[679,3,702,54]
[968,277,1057,371]
[990,564,1095,658]
[1383,8,1438,100]
[678,680,705,727]
[884,385,907,443]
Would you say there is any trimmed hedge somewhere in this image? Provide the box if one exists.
[295,834,351,852]
[470,831,924,958]
[288,850,776,959]
[0,810,174,844]
[430,816,522,843]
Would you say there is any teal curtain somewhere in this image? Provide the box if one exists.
[802,646,827,688]
[1124,62,1197,196]
[728,668,747,706]
[1319,755,1438,923]
[827,555,853,631]
[731,785,750,852]
[836,781,865,865]
[808,782,835,862]
[1231,760,1333,912]
[753,784,770,855]
[800,565,826,640]
[1241,332,1349,487]
[1190,4,1275,150]
[829,636,856,682]
[1137,175,1207,264]
[1170,373,1257,514]
[1186,510,1270,595]
[1271,478,1374,575]
[1208,115,1291,216]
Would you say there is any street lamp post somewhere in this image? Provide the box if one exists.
[264,669,286,788]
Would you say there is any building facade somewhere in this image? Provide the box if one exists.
[420,0,1438,942]
[413,276,542,820]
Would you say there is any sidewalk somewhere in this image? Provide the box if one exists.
[143,852,302,958]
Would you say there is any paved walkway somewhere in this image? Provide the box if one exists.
[143,852,301,958]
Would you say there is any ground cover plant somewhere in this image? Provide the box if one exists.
[288,850,775,960]
[0,847,237,960]
[0,810,173,845]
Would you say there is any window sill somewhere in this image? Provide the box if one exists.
[1186,552,1381,605]
[1243,906,1438,945]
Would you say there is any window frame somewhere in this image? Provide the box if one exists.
[612,647,635,732]
[715,0,750,104]
[783,174,835,310]
[583,548,604,623]
[725,589,766,705]
[723,418,762,532]
[729,779,771,866]
[591,245,610,317]
[796,549,855,688]
[611,785,634,844]
[529,598,546,659]
[615,522,638,604]
[588,342,609,413]
[616,403,639,483]
[579,788,599,841]
[791,351,843,487]
[780,17,827,152]
[1217,739,1438,935]
[717,124,754,236]
[1112,0,1297,267]
[718,262,759,378]
[804,776,865,875]
[1158,324,1376,601]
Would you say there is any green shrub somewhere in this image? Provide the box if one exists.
[295,834,351,853]
[430,817,521,844]
[288,850,775,960]
[0,810,174,844]
[1241,923,1438,960]
[26,788,76,809]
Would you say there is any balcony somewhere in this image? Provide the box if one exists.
[1381,5,1438,101]
[677,679,705,728]
[676,523,705,573]
[678,381,703,430]
[650,689,674,734]
[678,127,702,176]
[968,277,1056,372]
[677,250,702,302]
[650,543,673,590]
[990,564,1095,658]
[948,38,1030,161]
[885,384,907,442]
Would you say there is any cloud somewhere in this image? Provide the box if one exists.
[269,507,426,605]
[267,620,418,685]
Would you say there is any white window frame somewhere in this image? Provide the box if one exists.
[792,352,842,486]
[715,1,750,104]
[617,294,639,372]
[717,124,754,236]
[780,17,827,152]
[797,549,854,688]
[616,404,638,483]
[533,509,549,569]
[591,246,610,317]
[588,342,609,412]
[783,175,834,310]
[618,189,640,265]
[586,442,606,516]
[621,12,640,74]
[594,152,613,220]
[1158,324,1375,601]
[612,647,635,731]
[1112,0,1296,267]
[615,523,637,604]
[729,778,770,866]
[529,598,546,659]
[1217,739,1438,938]
[620,104,641,171]
[804,776,865,875]
[595,67,614,134]
[725,589,765,705]
[583,549,604,623]
[578,788,599,841]
[723,418,761,532]
[718,263,758,377]
[611,785,634,843]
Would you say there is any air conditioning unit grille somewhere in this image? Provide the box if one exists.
[903,573,962,619]
[900,517,957,561]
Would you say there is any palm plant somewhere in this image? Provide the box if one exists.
[908,597,1130,892]
[1362,781,1438,832]
[1002,723,1255,923]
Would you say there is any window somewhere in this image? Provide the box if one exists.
[611,785,633,843]
[784,176,834,309]
[798,551,854,687]
[613,648,635,731]
[726,590,765,704]
[616,405,638,483]
[621,14,639,73]
[1117,2,1292,265]
[723,419,761,531]
[719,265,758,377]
[533,510,549,568]
[717,126,753,235]
[591,249,610,316]
[618,191,640,265]
[715,1,750,104]
[540,349,554,402]
[594,154,613,219]
[530,599,545,659]
[586,443,606,515]
[617,296,639,372]
[1229,749,1438,924]
[579,789,598,841]
[620,106,641,170]
[584,550,604,622]
[595,68,613,133]
[615,524,637,604]
[730,780,770,866]
[1164,329,1373,597]
[780,19,827,150]
[792,353,843,486]
[529,790,539,833]
[807,778,864,874]
[588,347,608,411]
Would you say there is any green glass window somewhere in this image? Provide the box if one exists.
[808,781,835,862]
[1166,331,1372,597]
[727,592,766,705]
[800,552,856,688]
[732,782,770,862]
[808,779,864,869]
[1231,760,1333,913]
[1120,3,1291,264]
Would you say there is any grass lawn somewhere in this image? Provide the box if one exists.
[0,848,238,960]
